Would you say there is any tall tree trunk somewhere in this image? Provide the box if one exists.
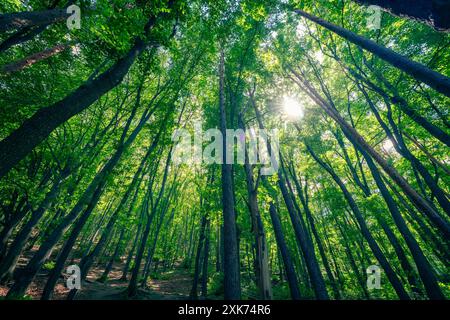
[201,219,210,298]
[140,193,174,288]
[5,91,150,298]
[120,213,144,281]
[356,146,445,299]
[219,49,241,300]
[0,8,70,32]
[335,124,424,295]
[385,178,450,263]
[268,202,302,300]
[127,197,154,298]
[290,70,450,239]
[2,44,70,73]
[238,113,272,300]
[0,175,64,281]
[289,166,341,299]
[0,0,70,52]
[356,81,450,215]
[0,23,48,53]
[40,185,104,300]
[277,168,329,299]
[306,145,410,299]
[334,216,371,299]
[339,62,450,148]
[335,107,443,298]
[127,150,172,297]
[98,228,126,283]
[68,133,161,299]
[352,0,450,31]
[190,215,207,299]
[293,9,450,97]
[251,94,329,300]
[0,200,29,261]
[0,8,173,178]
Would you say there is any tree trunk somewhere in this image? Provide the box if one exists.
[0,8,70,32]
[2,44,70,73]
[0,176,63,281]
[40,185,103,300]
[293,9,450,97]
[268,202,302,300]
[290,70,450,239]
[98,228,126,283]
[289,166,341,299]
[357,146,445,299]
[120,213,144,281]
[307,145,410,299]
[219,49,241,300]
[356,81,450,215]
[190,215,207,299]
[127,202,154,297]
[238,113,272,300]
[201,219,210,298]
[251,94,329,300]
[0,10,171,178]
[127,150,172,297]
[5,93,149,298]
[0,203,29,262]
[352,0,450,31]
[334,217,371,299]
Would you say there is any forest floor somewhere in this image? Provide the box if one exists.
[0,249,193,300]
[74,264,193,300]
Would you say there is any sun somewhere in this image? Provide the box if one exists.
[283,96,304,119]
[382,139,395,153]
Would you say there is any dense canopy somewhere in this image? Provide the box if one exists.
[0,0,449,300]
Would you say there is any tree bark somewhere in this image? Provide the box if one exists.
[2,44,70,73]
[0,175,64,281]
[5,90,151,298]
[268,203,302,300]
[290,69,450,239]
[219,49,241,300]
[358,146,445,299]
[293,9,450,97]
[98,228,126,283]
[251,93,329,300]
[352,0,450,32]
[238,113,272,300]
[40,185,104,300]
[289,166,341,299]
[201,219,210,298]
[0,9,170,178]
[127,150,172,297]
[0,8,70,32]
[190,215,207,299]
[307,145,410,299]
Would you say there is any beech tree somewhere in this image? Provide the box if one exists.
[0,0,448,301]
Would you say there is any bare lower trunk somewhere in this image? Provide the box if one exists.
[219,49,241,300]
[2,44,70,73]
[268,203,302,300]
[307,145,410,300]
[0,8,70,32]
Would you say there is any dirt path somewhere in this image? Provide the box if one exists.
[1,258,193,300]
[74,264,193,300]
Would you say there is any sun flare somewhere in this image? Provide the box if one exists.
[283,96,304,119]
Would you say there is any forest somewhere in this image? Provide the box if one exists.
[0,0,449,301]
